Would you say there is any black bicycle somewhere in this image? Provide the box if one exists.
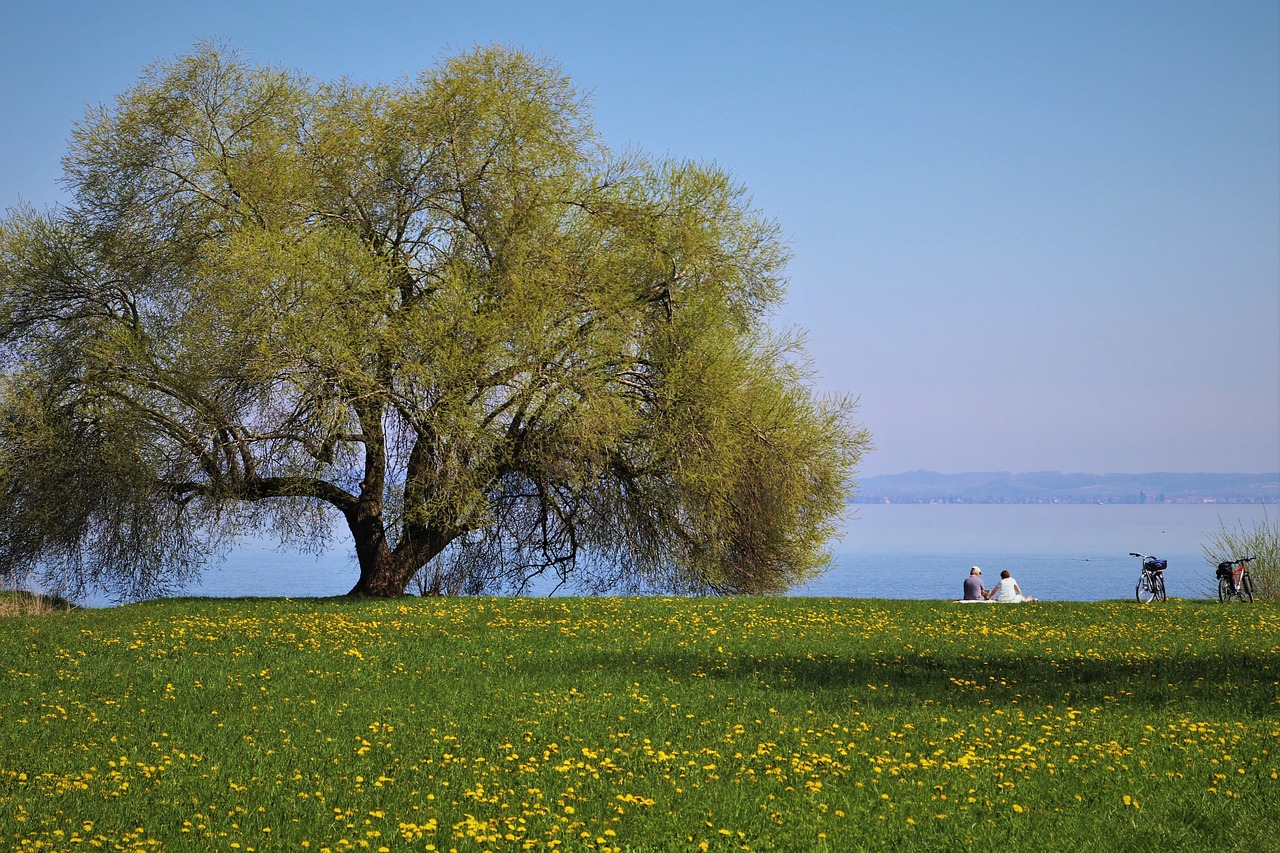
[1216,557,1255,603]
[1130,552,1167,603]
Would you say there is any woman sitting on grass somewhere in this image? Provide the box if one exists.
[993,570,1036,602]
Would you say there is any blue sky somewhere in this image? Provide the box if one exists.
[2,1,1277,477]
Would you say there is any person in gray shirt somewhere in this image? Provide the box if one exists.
[962,566,992,600]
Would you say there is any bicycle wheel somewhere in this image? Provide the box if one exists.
[1242,574,1255,603]
[1218,577,1231,602]
[1137,575,1155,603]
[1155,575,1167,602]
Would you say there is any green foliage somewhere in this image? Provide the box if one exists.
[1203,508,1279,600]
[0,43,868,599]
[1,597,1277,850]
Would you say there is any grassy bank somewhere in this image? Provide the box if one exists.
[1,597,1277,851]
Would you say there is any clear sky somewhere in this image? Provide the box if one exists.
[2,0,1277,478]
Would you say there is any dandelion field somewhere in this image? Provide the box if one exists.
[1,597,1277,852]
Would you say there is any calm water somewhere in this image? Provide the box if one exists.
[795,503,1272,601]
[78,503,1271,605]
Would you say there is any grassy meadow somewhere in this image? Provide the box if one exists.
[1,596,1277,852]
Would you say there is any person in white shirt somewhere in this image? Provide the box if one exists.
[993,570,1035,602]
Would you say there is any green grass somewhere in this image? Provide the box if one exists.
[1,597,1277,852]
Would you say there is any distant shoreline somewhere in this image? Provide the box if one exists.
[851,471,1279,505]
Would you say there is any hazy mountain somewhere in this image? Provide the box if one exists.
[851,472,1279,504]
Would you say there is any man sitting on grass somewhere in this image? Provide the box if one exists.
[962,566,992,601]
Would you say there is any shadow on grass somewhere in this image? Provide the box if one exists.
[550,648,1279,714]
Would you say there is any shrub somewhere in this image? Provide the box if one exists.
[1202,508,1278,600]
[0,589,75,616]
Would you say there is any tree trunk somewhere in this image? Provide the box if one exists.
[347,545,412,597]
[345,506,411,596]
[343,504,456,597]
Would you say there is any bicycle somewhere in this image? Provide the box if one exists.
[1216,557,1255,602]
[1130,552,1167,603]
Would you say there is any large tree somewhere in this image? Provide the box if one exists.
[0,44,868,600]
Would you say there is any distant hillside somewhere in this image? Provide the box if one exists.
[851,471,1280,504]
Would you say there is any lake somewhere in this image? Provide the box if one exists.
[76,503,1271,605]
[795,503,1271,601]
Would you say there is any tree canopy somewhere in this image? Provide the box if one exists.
[0,43,869,600]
